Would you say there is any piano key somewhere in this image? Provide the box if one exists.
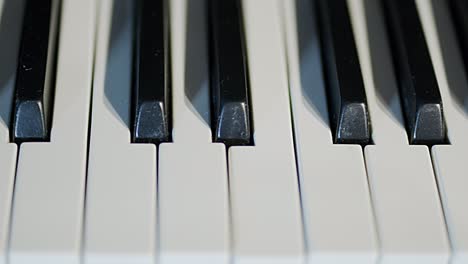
[365,147,450,264]
[432,148,468,264]
[282,0,378,262]
[0,0,25,263]
[448,0,468,79]
[7,1,95,263]
[0,145,16,264]
[10,0,59,142]
[316,0,370,145]
[418,0,468,262]
[208,0,251,146]
[132,0,170,144]
[228,0,304,262]
[84,1,157,263]
[381,0,446,145]
[348,0,451,262]
[158,0,229,262]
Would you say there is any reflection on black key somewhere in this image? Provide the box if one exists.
[11,0,59,142]
[316,0,371,145]
[449,0,468,79]
[208,0,252,146]
[132,0,170,143]
[382,0,446,145]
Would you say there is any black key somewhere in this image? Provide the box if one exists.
[449,0,468,79]
[381,0,446,145]
[208,0,252,146]
[132,0,170,143]
[315,0,371,145]
[11,0,59,142]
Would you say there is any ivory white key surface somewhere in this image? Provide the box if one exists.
[0,0,24,263]
[282,0,377,263]
[7,1,95,263]
[364,147,449,264]
[431,147,468,264]
[349,0,450,263]
[84,1,157,263]
[228,0,304,263]
[0,145,15,264]
[158,0,229,263]
[418,1,468,262]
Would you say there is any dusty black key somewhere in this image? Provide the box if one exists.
[11,0,59,142]
[381,0,446,145]
[132,0,170,143]
[449,0,468,79]
[208,0,252,146]
[315,0,371,145]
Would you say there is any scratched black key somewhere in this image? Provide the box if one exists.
[449,0,468,79]
[208,0,252,146]
[315,0,371,144]
[381,0,446,144]
[132,0,170,143]
[11,0,60,142]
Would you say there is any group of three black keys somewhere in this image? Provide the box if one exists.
[10,0,468,147]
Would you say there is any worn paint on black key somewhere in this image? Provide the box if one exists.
[132,0,171,144]
[315,0,371,145]
[208,0,252,146]
[382,0,446,145]
[11,0,60,142]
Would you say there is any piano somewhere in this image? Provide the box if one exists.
[0,0,467,263]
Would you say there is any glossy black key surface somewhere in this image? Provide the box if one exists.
[11,0,59,142]
[382,0,446,145]
[449,0,468,79]
[132,0,170,143]
[208,0,252,146]
[315,0,371,145]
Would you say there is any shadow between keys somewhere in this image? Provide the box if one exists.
[103,0,133,130]
[430,0,468,115]
[0,0,25,137]
[184,0,211,130]
[295,0,331,129]
[363,0,406,128]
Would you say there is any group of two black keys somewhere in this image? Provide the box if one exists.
[10,0,468,146]
[320,0,467,145]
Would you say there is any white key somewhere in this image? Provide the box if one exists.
[7,1,95,263]
[281,0,378,263]
[0,146,15,264]
[158,0,229,263]
[349,0,450,263]
[431,148,468,264]
[84,1,157,263]
[364,146,449,264]
[418,0,468,262]
[228,1,304,263]
[0,0,25,263]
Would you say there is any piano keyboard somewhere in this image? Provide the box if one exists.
[0,0,467,263]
